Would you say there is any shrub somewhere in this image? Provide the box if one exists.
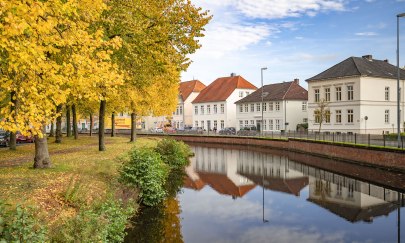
[0,201,47,243]
[155,138,192,169]
[52,199,134,243]
[120,147,169,206]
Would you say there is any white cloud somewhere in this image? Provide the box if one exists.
[355,32,378,36]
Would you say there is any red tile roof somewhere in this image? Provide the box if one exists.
[192,75,257,103]
[183,176,205,191]
[179,80,206,101]
[198,172,256,197]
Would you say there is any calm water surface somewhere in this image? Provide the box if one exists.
[126,144,405,243]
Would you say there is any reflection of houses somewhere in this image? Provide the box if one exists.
[185,147,256,198]
[237,150,308,196]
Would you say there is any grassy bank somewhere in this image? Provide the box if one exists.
[0,135,159,241]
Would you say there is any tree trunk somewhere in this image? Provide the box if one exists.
[9,91,17,150]
[34,126,51,169]
[111,112,115,137]
[89,113,93,137]
[130,112,136,142]
[66,105,71,137]
[55,105,62,143]
[49,122,55,137]
[72,104,78,140]
[99,100,106,151]
[9,132,16,150]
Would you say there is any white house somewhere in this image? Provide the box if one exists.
[307,55,405,134]
[192,74,257,131]
[172,80,206,129]
[235,79,308,132]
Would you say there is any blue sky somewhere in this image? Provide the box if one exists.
[182,0,405,89]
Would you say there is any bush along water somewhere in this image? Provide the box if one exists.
[0,201,47,243]
[120,138,193,206]
[155,138,193,169]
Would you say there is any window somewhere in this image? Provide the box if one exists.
[239,104,243,113]
[347,109,353,123]
[325,88,330,101]
[239,91,243,97]
[263,103,267,112]
[264,120,267,130]
[244,104,249,112]
[195,106,198,115]
[246,91,250,96]
[302,102,307,111]
[214,104,217,114]
[275,119,281,130]
[347,86,353,100]
[250,120,255,125]
[207,105,211,114]
[250,104,255,112]
[314,110,321,123]
[256,103,261,112]
[195,121,198,127]
[269,120,274,130]
[179,105,183,115]
[275,102,280,111]
[220,104,224,113]
[239,120,243,128]
[385,110,390,123]
[245,120,249,126]
[269,102,273,111]
[221,120,224,129]
[201,121,204,129]
[336,87,342,101]
[200,105,204,115]
[385,87,390,101]
[315,89,320,102]
[336,110,342,123]
[303,118,308,123]
[325,110,331,123]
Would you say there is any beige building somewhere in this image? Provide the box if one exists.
[307,55,405,134]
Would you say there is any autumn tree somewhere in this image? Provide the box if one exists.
[0,0,121,167]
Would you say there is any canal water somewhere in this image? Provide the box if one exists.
[125,144,405,243]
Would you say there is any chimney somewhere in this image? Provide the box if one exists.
[383,59,389,63]
[230,73,236,77]
[362,55,373,61]
[294,78,299,84]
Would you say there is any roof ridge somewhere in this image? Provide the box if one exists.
[351,57,363,76]
[282,81,294,100]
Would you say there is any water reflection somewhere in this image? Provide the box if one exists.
[127,144,405,243]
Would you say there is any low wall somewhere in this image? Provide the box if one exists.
[137,134,405,172]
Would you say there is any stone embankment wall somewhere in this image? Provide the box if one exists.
[137,134,405,172]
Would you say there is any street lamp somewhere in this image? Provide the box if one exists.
[261,67,267,136]
[397,13,405,148]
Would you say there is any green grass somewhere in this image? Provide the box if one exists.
[0,135,158,237]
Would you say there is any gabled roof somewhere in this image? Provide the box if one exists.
[198,172,256,198]
[235,80,308,104]
[306,55,405,81]
[192,75,257,103]
[179,80,206,101]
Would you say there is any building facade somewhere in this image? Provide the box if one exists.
[192,74,257,131]
[235,79,308,132]
[172,80,206,129]
[307,55,405,134]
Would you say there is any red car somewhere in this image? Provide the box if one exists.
[16,132,34,143]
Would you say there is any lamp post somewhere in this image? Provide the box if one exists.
[261,67,267,136]
[397,13,405,148]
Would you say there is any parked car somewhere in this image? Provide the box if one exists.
[237,126,258,136]
[188,127,204,134]
[0,131,9,147]
[219,127,236,135]
[151,127,164,133]
[16,131,34,143]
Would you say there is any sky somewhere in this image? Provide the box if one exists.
[181,0,405,89]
